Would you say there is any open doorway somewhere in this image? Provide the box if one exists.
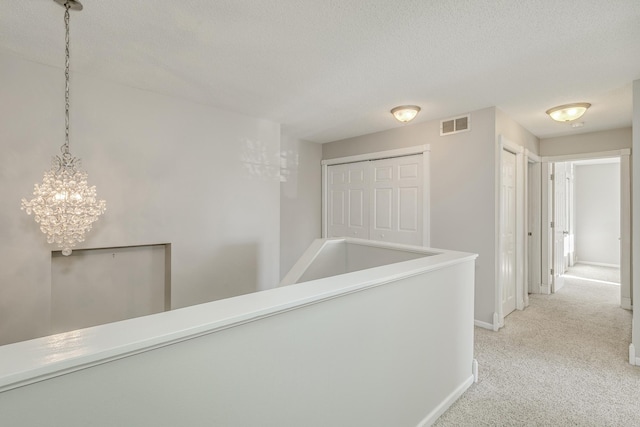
[563,158,622,293]
[541,154,630,309]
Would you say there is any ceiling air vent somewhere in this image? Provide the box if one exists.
[440,114,471,136]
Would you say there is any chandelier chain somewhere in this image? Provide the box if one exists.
[63,3,71,157]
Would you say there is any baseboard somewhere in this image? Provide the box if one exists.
[474,319,493,330]
[621,297,632,310]
[493,312,502,331]
[540,283,551,295]
[576,261,620,268]
[630,344,640,366]
[416,375,474,427]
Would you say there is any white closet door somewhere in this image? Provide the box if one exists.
[327,161,370,239]
[327,154,424,245]
[370,155,423,245]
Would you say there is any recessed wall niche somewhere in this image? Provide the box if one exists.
[51,243,171,335]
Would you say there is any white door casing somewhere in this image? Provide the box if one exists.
[541,149,630,309]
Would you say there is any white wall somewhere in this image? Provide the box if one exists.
[495,108,540,155]
[0,52,281,345]
[279,134,322,279]
[540,127,632,156]
[323,107,499,325]
[574,162,620,266]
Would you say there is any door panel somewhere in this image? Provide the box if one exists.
[327,161,369,239]
[369,155,423,245]
[399,187,419,231]
[374,188,393,230]
[553,162,567,292]
[501,150,517,317]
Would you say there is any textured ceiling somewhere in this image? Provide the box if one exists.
[1,0,639,143]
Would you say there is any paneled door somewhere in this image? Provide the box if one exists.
[552,162,567,292]
[327,154,423,246]
[501,150,517,317]
[327,161,370,239]
[370,155,423,245]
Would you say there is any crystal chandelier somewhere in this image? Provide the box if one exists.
[21,0,106,256]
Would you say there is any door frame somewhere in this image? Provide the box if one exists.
[541,149,631,309]
[495,136,527,331]
[321,145,431,246]
[527,154,543,295]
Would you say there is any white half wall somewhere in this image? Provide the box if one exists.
[280,134,322,279]
[0,52,281,345]
[574,162,620,266]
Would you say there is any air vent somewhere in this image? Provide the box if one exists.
[440,114,471,136]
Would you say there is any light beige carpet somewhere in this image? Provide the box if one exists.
[434,266,640,426]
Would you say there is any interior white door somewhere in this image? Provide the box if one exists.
[327,161,370,239]
[566,164,574,267]
[501,150,517,317]
[552,162,567,292]
[527,161,542,294]
[369,155,423,245]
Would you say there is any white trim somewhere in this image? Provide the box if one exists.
[540,162,553,295]
[474,319,494,330]
[472,359,479,383]
[575,261,620,268]
[622,297,632,311]
[523,151,530,306]
[321,144,430,166]
[620,154,631,311]
[493,312,501,332]
[525,149,542,163]
[422,150,431,245]
[630,344,636,366]
[542,151,631,311]
[321,163,328,237]
[416,375,474,427]
[542,149,630,163]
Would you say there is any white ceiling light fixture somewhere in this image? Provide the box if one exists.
[21,0,106,256]
[545,102,591,122]
[391,105,421,123]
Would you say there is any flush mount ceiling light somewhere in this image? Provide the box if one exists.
[545,103,591,122]
[391,105,421,123]
[21,0,106,256]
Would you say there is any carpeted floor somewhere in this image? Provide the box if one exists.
[434,264,640,426]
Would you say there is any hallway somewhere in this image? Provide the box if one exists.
[435,266,638,426]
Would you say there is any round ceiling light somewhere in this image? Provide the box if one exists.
[391,105,421,123]
[545,103,591,122]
